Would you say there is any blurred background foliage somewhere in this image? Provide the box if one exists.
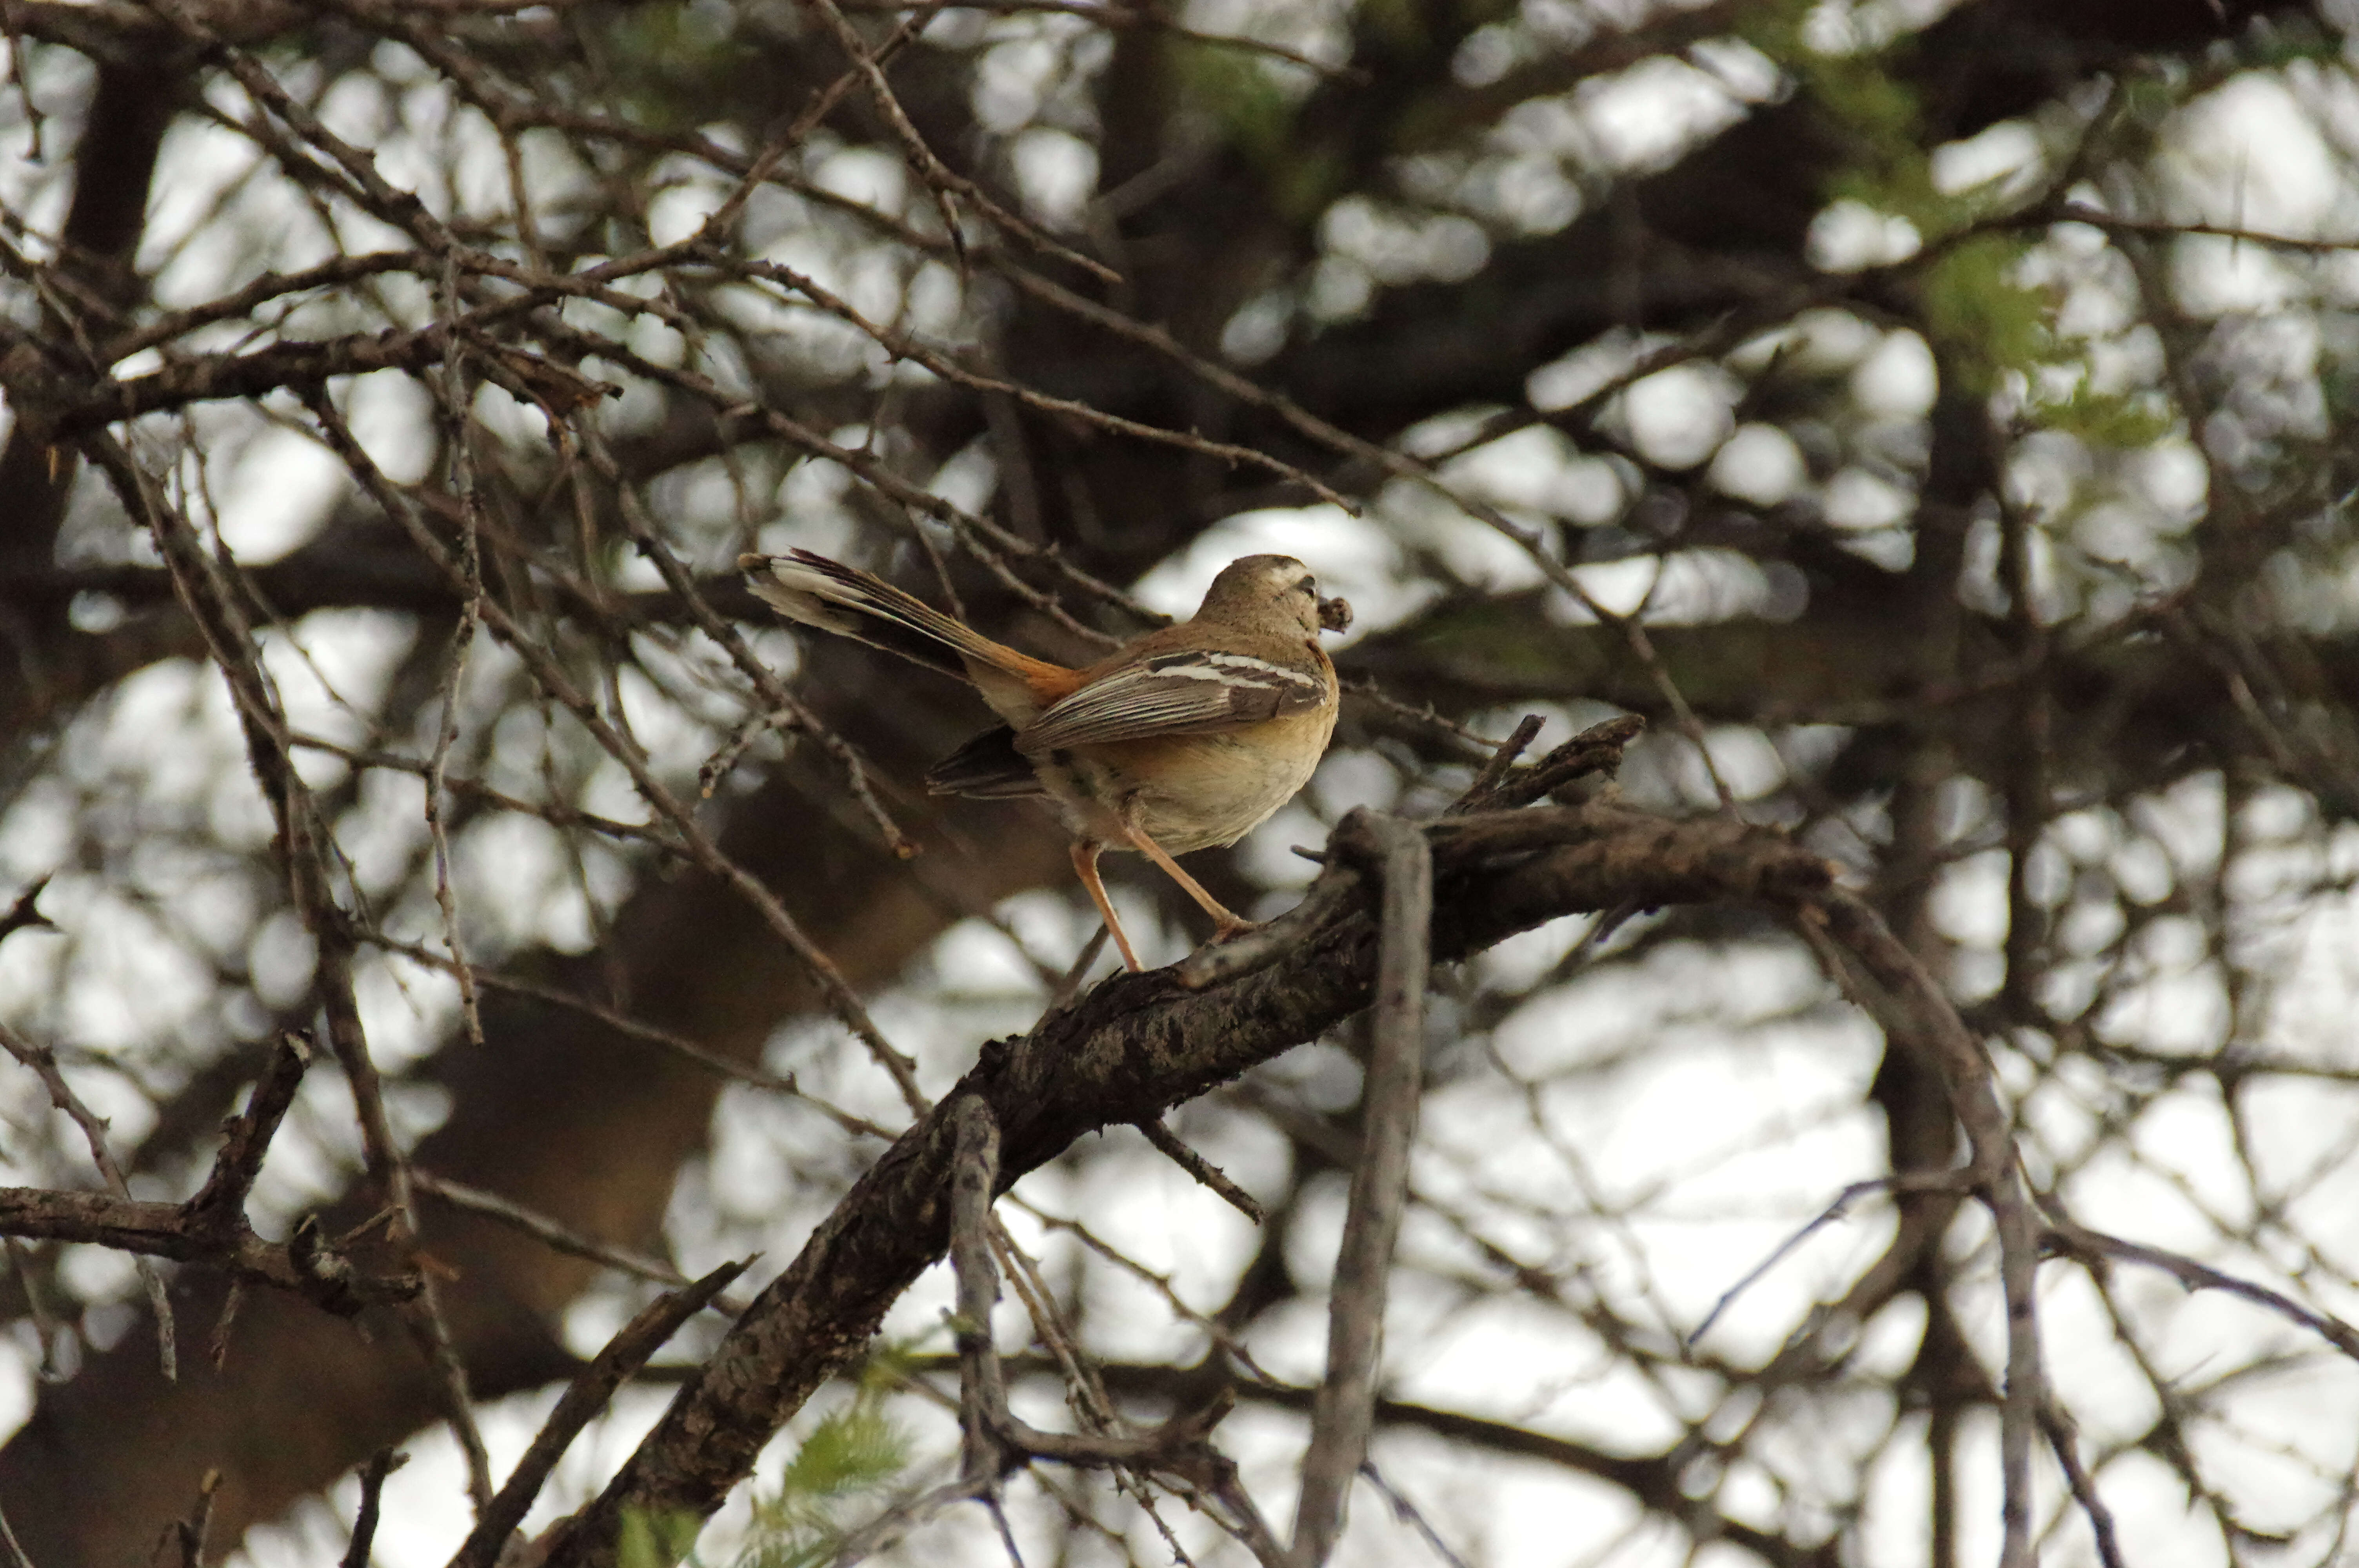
[5,0,2359,1562]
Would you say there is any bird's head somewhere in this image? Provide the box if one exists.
[1200,554,1352,637]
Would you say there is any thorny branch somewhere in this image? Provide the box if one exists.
[2,1,2350,1563]
[296,393,934,1118]
[0,1020,178,1377]
[537,768,2050,1565]
[90,432,499,1503]
[0,1031,418,1314]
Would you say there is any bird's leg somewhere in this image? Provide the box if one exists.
[1123,823,1254,938]
[1070,840,1144,973]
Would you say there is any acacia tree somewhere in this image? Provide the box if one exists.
[2,0,2357,1563]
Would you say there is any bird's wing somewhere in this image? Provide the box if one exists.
[1018,649,1327,751]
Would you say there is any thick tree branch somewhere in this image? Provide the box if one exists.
[544,795,1841,1563]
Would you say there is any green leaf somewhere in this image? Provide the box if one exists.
[620,1507,706,1568]
[2028,376,2176,450]
[1920,234,2051,393]
[735,1361,915,1568]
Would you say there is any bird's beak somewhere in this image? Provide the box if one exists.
[1317,595,1353,633]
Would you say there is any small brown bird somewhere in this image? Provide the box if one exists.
[741,549,1351,972]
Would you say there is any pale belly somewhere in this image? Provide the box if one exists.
[1037,711,1334,854]
[1126,730,1326,851]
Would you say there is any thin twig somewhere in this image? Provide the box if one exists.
[185,1032,311,1229]
[944,1100,1246,1471]
[1359,1461,1474,1568]
[172,1469,222,1568]
[447,1259,749,1568]
[0,1500,35,1568]
[1136,1120,1264,1224]
[833,0,1366,79]
[4,1237,59,1380]
[420,403,487,1053]
[286,732,685,853]
[2041,1402,2126,1568]
[829,1478,990,1568]
[1292,810,1431,1568]
[413,1171,752,1316]
[587,439,920,859]
[731,252,1356,513]
[1175,857,1364,990]
[304,392,932,1118]
[2045,1215,2359,1361]
[1688,1171,1971,1345]
[1041,925,1111,1015]
[1447,713,1544,813]
[342,1449,407,1568]
[208,1278,245,1371]
[1483,716,1647,810]
[799,0,1119,286]
[360,929,880,1127]
[90,431,495,1499]
[698,705,792,799]
[1796,896,2046,1568]
[0,1020,177,1379]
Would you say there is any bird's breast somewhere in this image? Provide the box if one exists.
[1094,707,1336,853]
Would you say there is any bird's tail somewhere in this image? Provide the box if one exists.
[740,550,1056,686]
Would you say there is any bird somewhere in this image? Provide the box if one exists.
[740,548,1352,973]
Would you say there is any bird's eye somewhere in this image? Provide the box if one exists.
[1294,575,1316,596]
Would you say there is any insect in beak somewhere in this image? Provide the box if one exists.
[1317,595,1353,633]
